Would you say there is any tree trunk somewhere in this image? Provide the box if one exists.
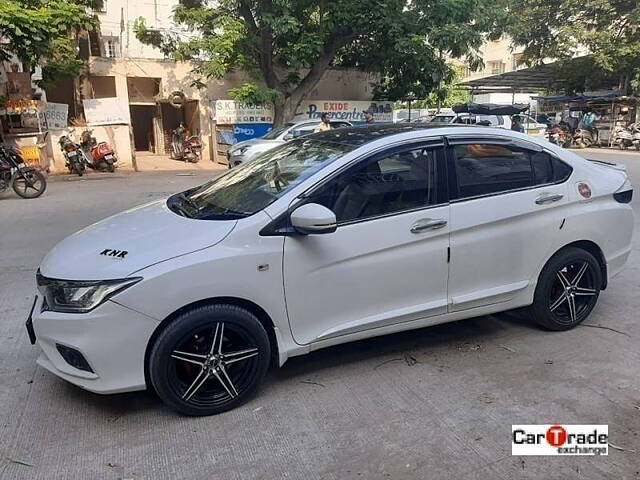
[273,93,308,127]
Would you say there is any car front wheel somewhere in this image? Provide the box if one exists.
[149,304,271,416]
[529,247,602,331]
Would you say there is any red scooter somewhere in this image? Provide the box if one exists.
[80,129,117,172]
[171,125,203,163]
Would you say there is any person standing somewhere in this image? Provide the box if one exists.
[316,113,332,132]
[511,115,525,133]
[580,110,598,141]
[363,111,375,124]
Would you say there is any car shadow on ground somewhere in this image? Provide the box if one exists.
[274,310,535,381]
[48,310,539,416]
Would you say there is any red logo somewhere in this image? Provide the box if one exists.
[546,425,568,447]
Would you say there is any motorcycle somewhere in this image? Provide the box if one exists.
[58,130,87,176]
[573,128,598,149]
[171,127,203,163]
[611,125,634,151]
[546,123,572,148]
[629,123,640,151]
[0,144,47,199]
[80,129,117,172]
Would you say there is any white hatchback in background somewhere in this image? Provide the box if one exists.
[28,124,633,416]
[430,113,548,137]
[227,119,352,167]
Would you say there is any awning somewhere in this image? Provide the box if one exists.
[460,63,565,93]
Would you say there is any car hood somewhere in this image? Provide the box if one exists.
[230,138,281,152]
[39,200,236,280]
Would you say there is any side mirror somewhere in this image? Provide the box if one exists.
[283,133,294,141]
[290,203,337,235]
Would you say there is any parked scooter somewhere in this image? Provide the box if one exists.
[573,128,598,148]
[80,129,117,172]
[629,123,640,151]
[611,125,634,151]
[546,123,573,148]
[171,125,203,163]
[0,144,47,199]
[58,130,87,176]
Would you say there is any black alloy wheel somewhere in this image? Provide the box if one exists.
[530,247,601,331]
[149,304,270,416]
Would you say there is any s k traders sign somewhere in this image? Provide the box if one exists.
[512,425,608,456]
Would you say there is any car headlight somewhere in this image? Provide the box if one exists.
[36,271,142,313]
[231,146,249,155]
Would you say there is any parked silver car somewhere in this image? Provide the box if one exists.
[227,119,352,167]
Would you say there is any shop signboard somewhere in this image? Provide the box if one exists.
[6,72,32,100]
[232,124,273,142]
[83,98,131,126]
[40,103,69,130]
[295,100,394,123]
[215,100,274,124]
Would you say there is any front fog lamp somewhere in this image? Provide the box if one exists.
[37,273,142,313]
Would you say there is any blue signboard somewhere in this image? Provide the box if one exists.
[233,123,273,143]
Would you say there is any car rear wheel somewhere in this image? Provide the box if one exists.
[149,304,271,416]
[529,247,601,331]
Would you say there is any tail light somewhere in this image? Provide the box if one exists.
[65,144,76,152]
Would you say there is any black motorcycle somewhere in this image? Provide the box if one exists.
[58,130,87,176]
[0,144,47,199]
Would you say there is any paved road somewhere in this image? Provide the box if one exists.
[1,151,639,479]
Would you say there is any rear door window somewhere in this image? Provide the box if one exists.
[451,142,572,199]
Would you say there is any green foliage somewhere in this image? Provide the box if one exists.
[506,0,640,94]
[0,0,95,75]
[227,83,281,105]
[136,0,504,122]
[394,66,472,109]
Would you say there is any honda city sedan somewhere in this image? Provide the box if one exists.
[28,124,634,416]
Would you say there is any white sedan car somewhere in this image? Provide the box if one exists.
[28,125,634,416]
[227,119,352,167]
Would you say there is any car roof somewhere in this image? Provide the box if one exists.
[309,123,484,146]
[288,119,352,126]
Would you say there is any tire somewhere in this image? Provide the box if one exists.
[149,304,271,416]
[575,140,585,149]
[107,163,115,173]
[529,247,602,331]
[12,169,47,199]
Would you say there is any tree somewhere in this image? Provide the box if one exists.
[136,0,504,125]
[0,0,97,79]
[506,0,640,94]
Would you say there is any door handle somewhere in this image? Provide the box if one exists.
[410,218,448,233]
[535,193,564,205]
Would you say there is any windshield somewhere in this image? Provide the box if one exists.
[430,115,455,123]
[167,139,353,220]
[261,123,294,140]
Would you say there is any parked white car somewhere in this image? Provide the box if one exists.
[430,112,548,137]
[28,124,634,416]
[227,119,352,167]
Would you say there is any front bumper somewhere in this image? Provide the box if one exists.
[31,296,160,394]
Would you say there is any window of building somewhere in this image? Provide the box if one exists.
[103,37,120,58]
[487,61,505,75]
[452,143,572,199]
[311,146,439,223]
[512,53,526,70]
